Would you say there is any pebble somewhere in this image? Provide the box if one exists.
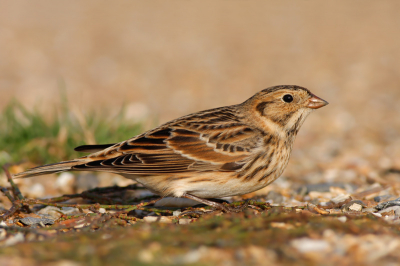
[342,200,365,212]
[3,232,24,247]
[143,216,174,223]
[55,172,75,193]
[377,206,400,216]
[19,217,55,226]
[329,209,343,215]
[330,194,351,204]
[0,228,6,241]
[178,219,192,225]
[348,203,363,212]
[270,222,295,229]
[74,222,87,229]
[375,198,400,211]
[374,195,396,203]
[61,207,80,215]
[26,183,45,198]
[98,208,106,214]
[37,206,63,220]
[291,238,330,253]
[362,207,377,213]
[173,210,182,217]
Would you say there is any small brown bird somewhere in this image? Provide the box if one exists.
[14,85,328,211]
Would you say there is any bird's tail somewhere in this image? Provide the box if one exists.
[13,159,85,179]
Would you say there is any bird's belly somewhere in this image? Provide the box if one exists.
[123,171,279,199]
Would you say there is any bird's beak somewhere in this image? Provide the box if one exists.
[307,94,329,109]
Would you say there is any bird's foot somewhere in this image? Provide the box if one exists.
[182,193,250,213]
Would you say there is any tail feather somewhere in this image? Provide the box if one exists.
[13,160,85,179]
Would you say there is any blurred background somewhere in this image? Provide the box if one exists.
[1,0,400,194]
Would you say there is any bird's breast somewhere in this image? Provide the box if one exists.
[237,137,293,187]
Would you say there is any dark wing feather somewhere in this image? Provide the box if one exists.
[73,106,262,175]
[74,144,116,153]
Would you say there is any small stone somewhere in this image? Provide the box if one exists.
[60,207,80,215]
[74,223,86,229]
[341,200,365,212]
[143,216,159,223]
[4,232,24,247]
[291,238,330,253]
[55,172,75,193]
[270,222,294,229]
[98,208,106,214]
[178,219,192,225]
[374,195,395,203]
[337,216,347,223]
[143,216,173,223]
[329,209,343,215]
[348,203,362,211]
[330,194,351,204]
[37,206,63,220]
[362,207,377,213]
[0,228,6,241]
[26,183,45,198]
[378,206,400,216]
[173,210,182,217]
[375,198,400,211]
[19,217,54,226]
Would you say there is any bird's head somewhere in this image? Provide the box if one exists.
[244,85,328,135]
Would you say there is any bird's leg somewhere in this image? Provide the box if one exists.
[182,193,248,213]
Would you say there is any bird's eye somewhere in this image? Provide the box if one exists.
[282,94,293,103]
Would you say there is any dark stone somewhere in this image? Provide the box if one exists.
[374,195,396,203]
[375,198,400,211]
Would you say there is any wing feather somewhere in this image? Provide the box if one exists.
[72,106,263,175]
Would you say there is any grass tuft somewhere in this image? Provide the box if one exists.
[0,99,143,166]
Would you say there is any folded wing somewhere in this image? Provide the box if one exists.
[73,108,263,175]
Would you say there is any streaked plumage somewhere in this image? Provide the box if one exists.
[14,85,328,211]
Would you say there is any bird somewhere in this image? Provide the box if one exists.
[14,85,328,211]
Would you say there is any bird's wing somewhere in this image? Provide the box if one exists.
[74,144,116,153]
[73,108,263,175]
